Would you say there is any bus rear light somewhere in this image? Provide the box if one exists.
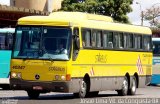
[66,74,71,81]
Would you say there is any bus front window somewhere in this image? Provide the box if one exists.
[12,26,71,60]
[13,27,41,58]
[41,27,71,60]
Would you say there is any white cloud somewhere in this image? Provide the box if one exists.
[128,0,160,26]
[0,0,10,6]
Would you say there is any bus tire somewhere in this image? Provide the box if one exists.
[128,76,137,95]
[117,76,128,96]
[79,79,89,98]
[27,90,40,99]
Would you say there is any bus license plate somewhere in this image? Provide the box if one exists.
[33,86,43,90]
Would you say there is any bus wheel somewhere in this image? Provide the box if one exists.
[128,76,137,95]
[117,76,128,96]
[27,90,40,99]
[79,79,89,98]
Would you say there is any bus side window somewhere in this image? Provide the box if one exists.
[113,32,124,49]
[113,32,119,48]
[128,33,134,49]
[72,27,80,61]
[92,30,96,47]
[143,35,152,51]
[124,33,134,49]
[96,31,102,48]
[108,42,113,48]
[119,33,124,49]
[137,35,142,50]
[0,35,5,50]
[108,32,113,48]
[82,29,91,47]
[103,32,107,48]
[124,33,127,49]
[7,33,13,50]
[103,31,113,49]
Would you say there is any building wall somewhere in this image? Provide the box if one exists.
[10,0,62,12]
[13,0,47,11]
[52,0,63,11]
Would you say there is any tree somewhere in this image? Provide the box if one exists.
[143,5,160,27]
[59,0,133,23]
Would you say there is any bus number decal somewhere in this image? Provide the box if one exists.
[12,66,25,69]
[95,53,107,63]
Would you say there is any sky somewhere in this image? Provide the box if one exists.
[128,0,160,26]
[0,0,160,26]
[0,0,10,6]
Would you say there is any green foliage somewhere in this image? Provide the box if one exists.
[59,0,133,23]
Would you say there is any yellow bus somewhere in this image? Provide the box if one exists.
[10,12,152,99]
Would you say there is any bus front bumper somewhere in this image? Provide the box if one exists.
[10,78,80,93]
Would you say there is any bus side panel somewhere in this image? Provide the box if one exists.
[151,57,160,85]
[0,50,11,84]
[71,49,152,92]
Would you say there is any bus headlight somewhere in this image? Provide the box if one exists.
[54,75,66,80]
[55,75,60,80]
[17,73,22,78]
[11,72,16,78]
[11,72,22,78]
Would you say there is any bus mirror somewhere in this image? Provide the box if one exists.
[73,34,80,49]
[75,37,80,49]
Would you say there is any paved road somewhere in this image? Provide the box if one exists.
[0,86,160,104]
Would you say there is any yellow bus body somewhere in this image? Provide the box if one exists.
[10,12,152,96]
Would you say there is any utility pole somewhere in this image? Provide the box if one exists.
[136,2,143,26]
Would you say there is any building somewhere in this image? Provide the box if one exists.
[0,0,63,27]
[0,0,64,27]
[10,0,62,12]
[152,27,160,37]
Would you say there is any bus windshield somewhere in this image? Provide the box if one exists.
[12,26,72,60]
[153,40,160,56]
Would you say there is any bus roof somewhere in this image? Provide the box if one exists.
[0,28,15,33]
[17,12,151,35]
[49,12,113,22]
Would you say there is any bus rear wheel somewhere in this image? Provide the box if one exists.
[27,90,40,99]
[117,76,128,96]
[128,76,137,95]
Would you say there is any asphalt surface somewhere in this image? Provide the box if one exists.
[0,85,160,104]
